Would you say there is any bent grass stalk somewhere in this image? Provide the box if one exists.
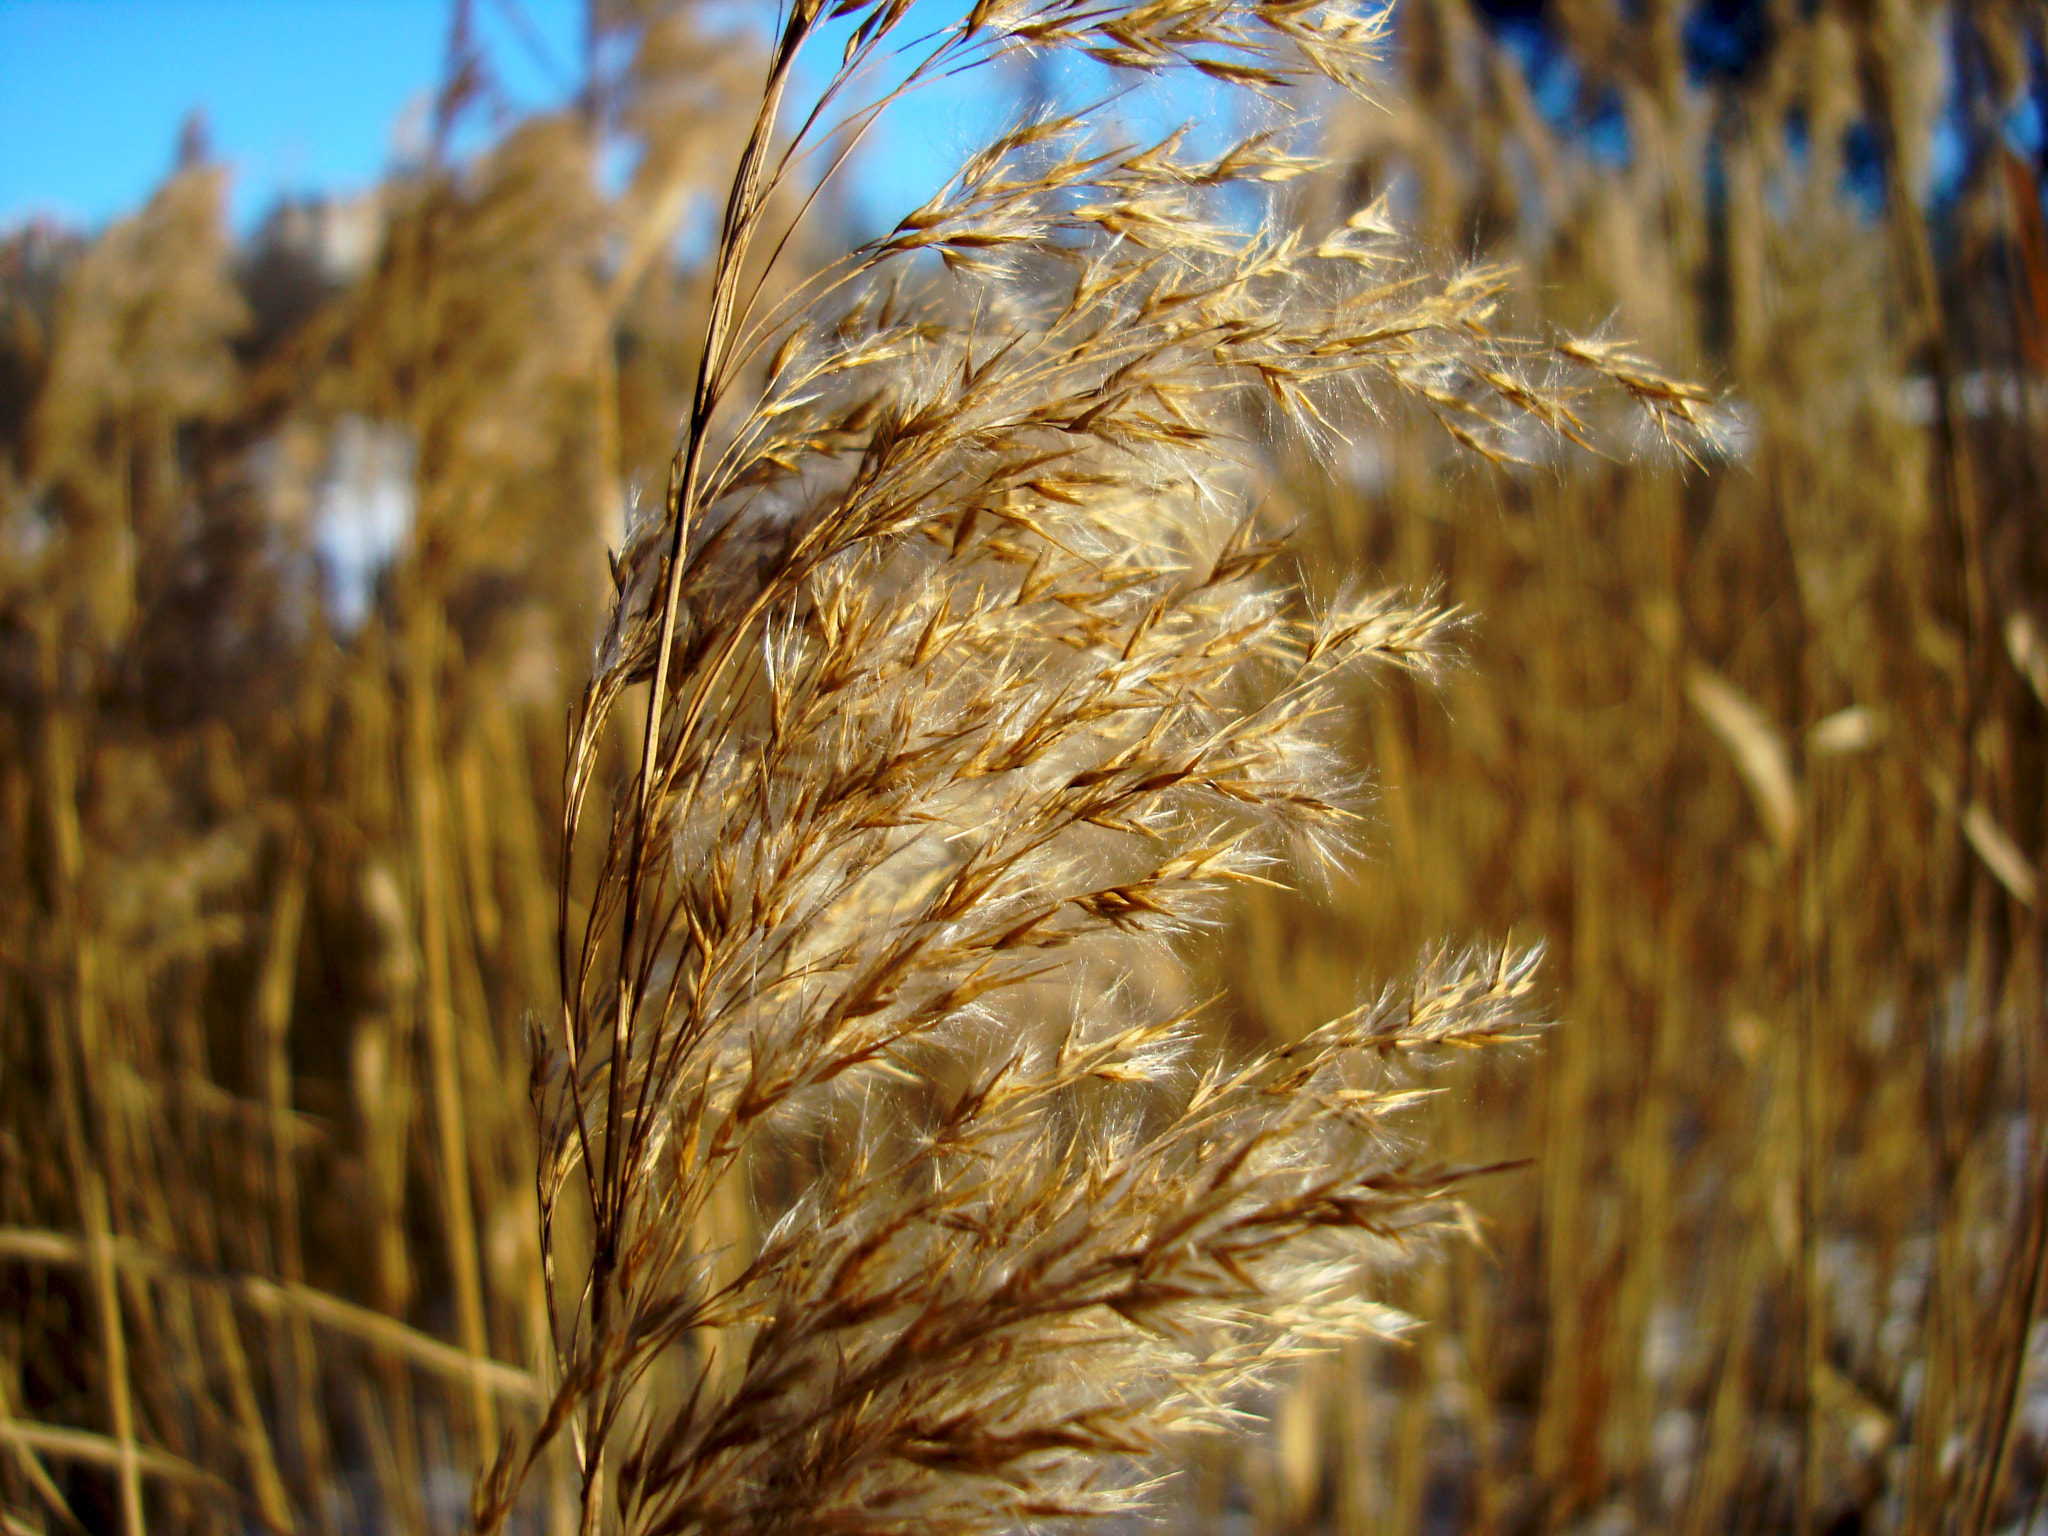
[477,4,1722,1532]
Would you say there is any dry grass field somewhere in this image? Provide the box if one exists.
[1,1,2043,1533]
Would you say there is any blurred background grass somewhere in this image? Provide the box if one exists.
[2,0,2045,1532]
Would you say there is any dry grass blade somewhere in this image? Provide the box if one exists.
[0,1228,544,1406]
[1687,664,1799,852]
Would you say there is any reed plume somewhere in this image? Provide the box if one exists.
[475,3,1722,1531]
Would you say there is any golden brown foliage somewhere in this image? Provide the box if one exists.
[1222,0,2048,1531]
[1,0,2039,1533]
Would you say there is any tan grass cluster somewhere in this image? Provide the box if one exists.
[11,0,2035,1523]
[1231,0,2048,1527]
[479,4,1723,1531]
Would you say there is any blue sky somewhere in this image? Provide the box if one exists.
[0,0,1250,241]
[0,0,586,232]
